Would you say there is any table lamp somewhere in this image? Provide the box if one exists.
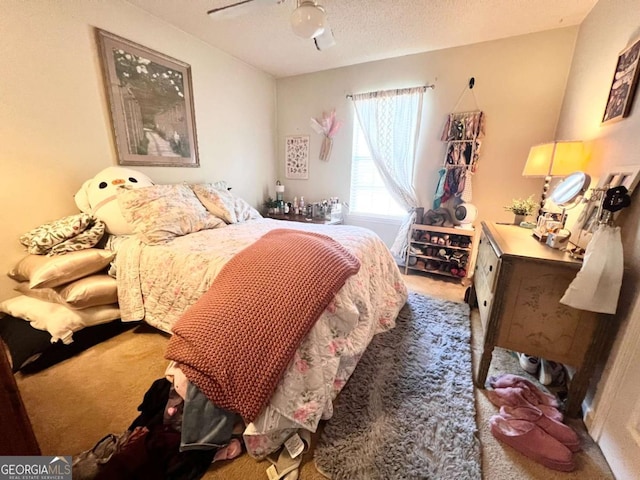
[522,141,586,216]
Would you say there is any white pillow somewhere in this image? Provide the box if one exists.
[15,274,118,309]
[118,184,225,244]
[0,295,121,344]
[8,249,115,288]
[234,196,262,222]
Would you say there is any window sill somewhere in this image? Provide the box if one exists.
[345,213,404,225]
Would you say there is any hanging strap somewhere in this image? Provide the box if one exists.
[451,77,480,113]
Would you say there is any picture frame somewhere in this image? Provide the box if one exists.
[96,29,199,167]
[602,38,640,124]
[285,135,310,179]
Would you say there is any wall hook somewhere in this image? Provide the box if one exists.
[468,77,475,89]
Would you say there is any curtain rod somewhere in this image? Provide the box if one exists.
[345,84,435,99]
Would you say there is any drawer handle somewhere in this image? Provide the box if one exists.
[483,300,487,307]
[489,265,493,272]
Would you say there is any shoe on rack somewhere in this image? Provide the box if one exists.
[489,415,575,472]
[517,353,540,375]
[539,359,566,386]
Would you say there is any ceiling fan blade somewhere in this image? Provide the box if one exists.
[207,0,255,15]
[207,0,284,17]
[314,24,336,51]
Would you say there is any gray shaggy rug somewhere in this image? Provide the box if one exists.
[314,292,481,480]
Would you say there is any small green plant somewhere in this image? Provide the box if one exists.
[263,197,278,209]
[504,195,537,216]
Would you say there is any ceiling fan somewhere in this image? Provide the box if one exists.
[207,0,336,50]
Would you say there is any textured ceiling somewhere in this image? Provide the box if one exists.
[126,0,598,78]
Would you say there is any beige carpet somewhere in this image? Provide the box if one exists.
[15,273,614,479]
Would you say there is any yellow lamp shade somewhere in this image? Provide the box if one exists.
[522,141,586,177]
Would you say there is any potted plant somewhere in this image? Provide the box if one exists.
[504,195,537,225]
[263,197,279,215]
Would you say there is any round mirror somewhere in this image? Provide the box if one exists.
[549,171,591,206]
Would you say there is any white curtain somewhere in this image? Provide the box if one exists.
[351,87,424,258]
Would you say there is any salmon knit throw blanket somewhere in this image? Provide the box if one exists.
[165,228,361,421]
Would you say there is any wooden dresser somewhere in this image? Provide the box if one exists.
[472,221,609,417]
[0,339,40,454]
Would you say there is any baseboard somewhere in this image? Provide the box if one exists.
[583,402,595,431]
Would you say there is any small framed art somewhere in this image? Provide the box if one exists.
[96,29,199,167]
[602,38,640,124]
[285,135,310,179]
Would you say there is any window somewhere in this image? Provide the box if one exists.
[349,120,406,217]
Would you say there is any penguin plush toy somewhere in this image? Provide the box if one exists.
[74,166,154,235]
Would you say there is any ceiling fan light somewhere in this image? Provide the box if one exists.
[290,2,326,39]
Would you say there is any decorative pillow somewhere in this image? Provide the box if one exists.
[118,184,225,244]
[8,249,115,289]
[192,184,238,224]
[19,213,106,256]
[0,295,121,344]
[15,274,118,310]
[234,197,262,223]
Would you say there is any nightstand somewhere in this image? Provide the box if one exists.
[266,213,342,225]
[0,338,40,454]
[471,221,609,417]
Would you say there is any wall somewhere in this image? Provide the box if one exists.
[554,0,640,476]
[275,28,579,243]
[0,0,277,301]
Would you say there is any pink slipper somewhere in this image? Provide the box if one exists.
[490,415,575,472]
[486,387,563,422]
[213,438,243,462]
[500,405,580,452]
[489,374,559,407]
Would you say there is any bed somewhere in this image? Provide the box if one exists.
[112,184,408,459]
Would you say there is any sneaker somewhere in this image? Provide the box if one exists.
[518,353,540,375]
[539,359,566,386]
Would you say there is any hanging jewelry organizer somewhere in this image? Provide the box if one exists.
[434,78,485,210]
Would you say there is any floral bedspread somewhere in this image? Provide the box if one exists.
[115,218,407,458]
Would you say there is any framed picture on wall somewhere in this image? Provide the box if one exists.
[285,135,310,179]
[602,38,640,124]
[96,29,199,167]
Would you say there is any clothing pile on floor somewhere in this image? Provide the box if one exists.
[73,372,244,480]
[486,374,580,472]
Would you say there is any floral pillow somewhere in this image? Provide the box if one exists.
[117,184,225,245]
[192,184,238,224]
[192,184,262,224]
[19,213,105,256]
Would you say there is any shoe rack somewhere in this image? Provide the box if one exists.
[404,223,476,285]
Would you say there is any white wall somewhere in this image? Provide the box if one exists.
[0,0,277,301]
[275,28,579,242]
[554,0,640,475]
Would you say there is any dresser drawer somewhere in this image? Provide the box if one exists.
[475,281,492,332]
[476,232,499,292]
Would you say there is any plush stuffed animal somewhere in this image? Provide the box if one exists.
[74,166,154,235]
